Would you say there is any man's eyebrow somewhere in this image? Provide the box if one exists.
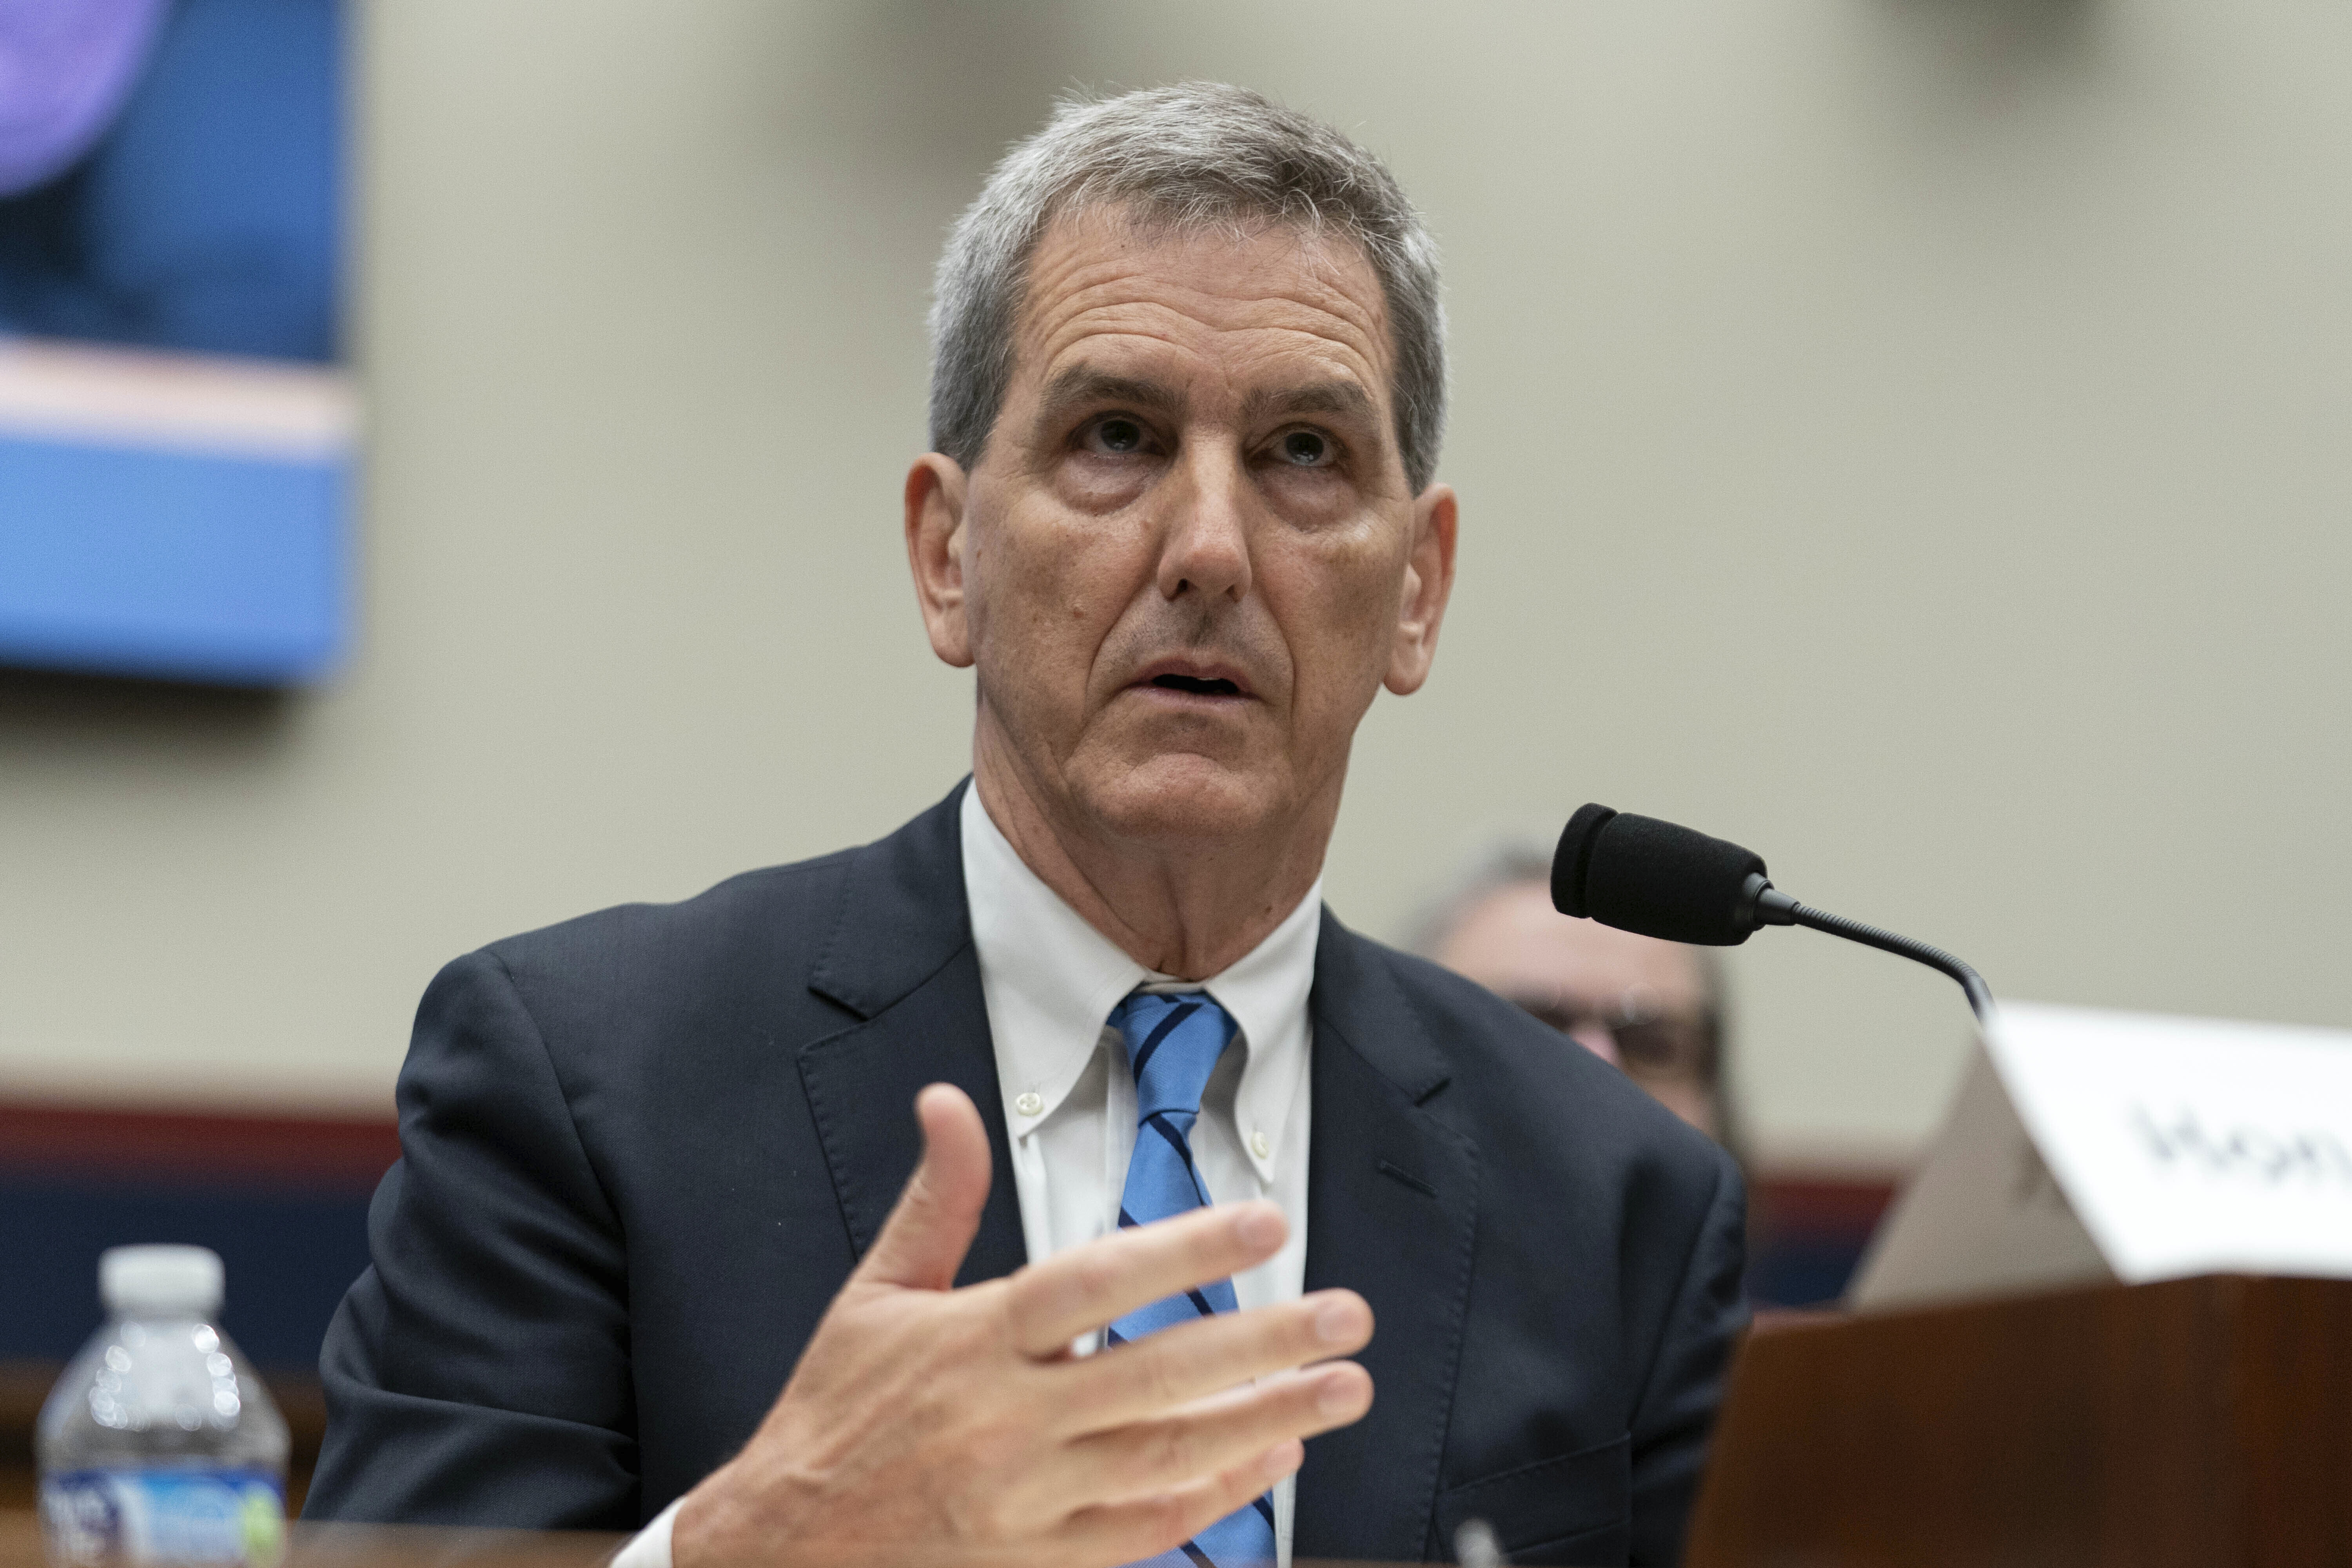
[1241,379,1379,426]
[1035,368,1183,422]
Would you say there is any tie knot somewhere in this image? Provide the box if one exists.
[1111,992,1237,1120]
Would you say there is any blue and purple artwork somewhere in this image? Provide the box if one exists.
[0,0,350,686]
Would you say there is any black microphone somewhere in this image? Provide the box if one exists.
[1552,804,1994,1019]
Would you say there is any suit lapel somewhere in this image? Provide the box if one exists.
[793,804,1484,1539]
[795,782,1028,1285]
[1294,913,1481,1566]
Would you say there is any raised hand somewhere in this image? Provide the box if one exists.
[671,1083,1373,1568]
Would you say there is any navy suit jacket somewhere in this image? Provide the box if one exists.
[307,784,1746,1565]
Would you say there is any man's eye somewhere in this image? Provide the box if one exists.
[1083,417,1149,455]
[1276,428,1332,467]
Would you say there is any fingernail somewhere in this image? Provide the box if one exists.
[1234,1205,1283,1249]
[1317,1369,1362,1417]
[1314,1298,1359,1344]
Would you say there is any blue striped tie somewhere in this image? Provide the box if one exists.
[1107,991,1278,1568]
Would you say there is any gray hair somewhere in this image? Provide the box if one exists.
[928,83,1448,493]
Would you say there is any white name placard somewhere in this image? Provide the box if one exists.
[1849,1000,2352,1313]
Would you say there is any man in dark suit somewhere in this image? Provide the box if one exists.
[307,84,1744,1568]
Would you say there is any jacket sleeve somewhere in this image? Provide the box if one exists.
[303,949,641,1527]
[1626,1150,1749,1566]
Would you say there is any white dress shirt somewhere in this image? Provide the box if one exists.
[615,785,1319,1568]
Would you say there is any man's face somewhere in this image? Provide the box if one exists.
[911,208,1454,851]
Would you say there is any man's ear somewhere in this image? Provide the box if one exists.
[906,453,974,669]
[1385,482,1458,696]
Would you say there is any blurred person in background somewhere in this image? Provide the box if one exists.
[1414,845,1739,1160]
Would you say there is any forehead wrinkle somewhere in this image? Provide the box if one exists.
[1033,272,1387,374]
[1014,215,1396,407]
[1028,208,1389,328]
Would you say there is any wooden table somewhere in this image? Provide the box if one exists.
[1687,1274,2352,1567]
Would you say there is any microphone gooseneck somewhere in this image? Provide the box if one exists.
[1552,804,1994,1021]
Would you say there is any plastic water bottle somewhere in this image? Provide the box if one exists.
[37,1247,289,1568]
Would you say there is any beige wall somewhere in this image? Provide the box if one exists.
[3,0,2346,1160]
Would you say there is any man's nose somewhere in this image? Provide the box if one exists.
[1155,438,1254,605]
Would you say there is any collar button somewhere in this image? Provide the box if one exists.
[1015,1092,1044,1118]
[1250,1129,1270,1159]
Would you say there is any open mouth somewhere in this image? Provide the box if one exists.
[1151,673,1243,697]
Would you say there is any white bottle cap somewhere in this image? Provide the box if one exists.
[100,1245,224,1317]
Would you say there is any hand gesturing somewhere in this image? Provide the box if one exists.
[671,1083,1374,1568]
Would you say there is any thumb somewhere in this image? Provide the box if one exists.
[854,1082,993,1292]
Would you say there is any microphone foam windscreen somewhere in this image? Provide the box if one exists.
[1551,806,1767,946]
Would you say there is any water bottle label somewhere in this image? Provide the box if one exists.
[40,1469,285,1568]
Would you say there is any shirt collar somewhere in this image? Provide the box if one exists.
[960,782,1320,1179]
